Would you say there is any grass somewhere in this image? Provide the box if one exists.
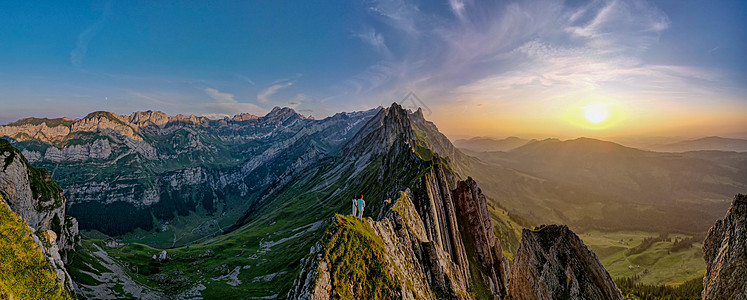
[578,231,705,286]
[319,215,399,299]
[0,196,71,300]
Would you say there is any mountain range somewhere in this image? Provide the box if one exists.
[1,104,745,298]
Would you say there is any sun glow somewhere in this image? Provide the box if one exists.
[583,102,610,124]
[559,99,625,131]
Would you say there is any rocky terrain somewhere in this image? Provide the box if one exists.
[702,193,747,300]
[0,139,79,293]
[508,225,622,300]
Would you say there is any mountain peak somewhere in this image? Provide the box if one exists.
[265,106,307,120]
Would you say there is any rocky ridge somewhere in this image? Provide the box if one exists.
[290,104,512,299]
[702,193,747,300]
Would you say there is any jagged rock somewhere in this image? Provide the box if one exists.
[453,177,510,297]
[231,113,260,121]
[128,110,170,127]
[702,194,747,300]
[71,111,142,141]
[508,225,622,300]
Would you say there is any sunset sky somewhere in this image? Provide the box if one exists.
[1,1,745,139]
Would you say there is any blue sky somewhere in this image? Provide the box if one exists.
[1,0,745,138]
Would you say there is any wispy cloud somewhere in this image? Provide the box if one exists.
[204,87,264,114]
[257,82,293,103]
[205,87,235,103]
[270,73,302,85]
[236,74,256,86]
[70,1,112,68]
[354,28,391,57]
[449,0,468,22]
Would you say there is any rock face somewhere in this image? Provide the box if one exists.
[508,225,622,300]
[0,139,79,292]
[453,177,510,296]
[702,194,747,300]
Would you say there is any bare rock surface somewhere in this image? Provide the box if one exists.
[702,193,747,300]
[508,225,623,300]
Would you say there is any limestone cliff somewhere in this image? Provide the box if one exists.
[702,193,747,300]
[0,139,79,292]
[508,225,622,300]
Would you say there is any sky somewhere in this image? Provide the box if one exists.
[1,0,746,139]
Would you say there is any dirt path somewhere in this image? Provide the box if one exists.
[74,244,165,299]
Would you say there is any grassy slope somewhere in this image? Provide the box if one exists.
[578,231,705,286]
[0,196,71,300]
[319,214,400,299]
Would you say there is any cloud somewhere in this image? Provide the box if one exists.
[352,0,702,109]
[366,0,422,34]
[70,1,112,68]
[271,73,303,85]
[449,0,468,21]
[205,87,235,103]
[204,87,264,114]
[236,74,255,86]
[354,28,391,57]
[257,82,293,103]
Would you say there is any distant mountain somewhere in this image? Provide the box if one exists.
[1,107,377,245]
[466,137,747,234]
[454,136,530,152]
[650,136,747,152]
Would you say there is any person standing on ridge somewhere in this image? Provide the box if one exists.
[357,195,365,220]
[352,195,358,216]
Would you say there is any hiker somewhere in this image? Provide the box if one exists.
[352,195,358,216]
[357,195,365,219]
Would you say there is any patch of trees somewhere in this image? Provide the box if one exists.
[68,201,153,235]
[151,184,216,221]
[616,275,702,300]
[626,233,670,256]
[670,237,697,253]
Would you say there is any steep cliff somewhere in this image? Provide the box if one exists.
[0,139,79,293]
[508,225,622,300]
[702,193,747,300]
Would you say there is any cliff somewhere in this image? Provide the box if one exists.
[0,139,79,292]
[702,193,747,300]
[508,225,622,300]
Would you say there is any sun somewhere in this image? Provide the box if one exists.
[582,102,609,124]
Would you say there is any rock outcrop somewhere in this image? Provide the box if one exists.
[453,177,510,296]
[702,193,747,300]
[0,139,79,292]
[508,225,622,300]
